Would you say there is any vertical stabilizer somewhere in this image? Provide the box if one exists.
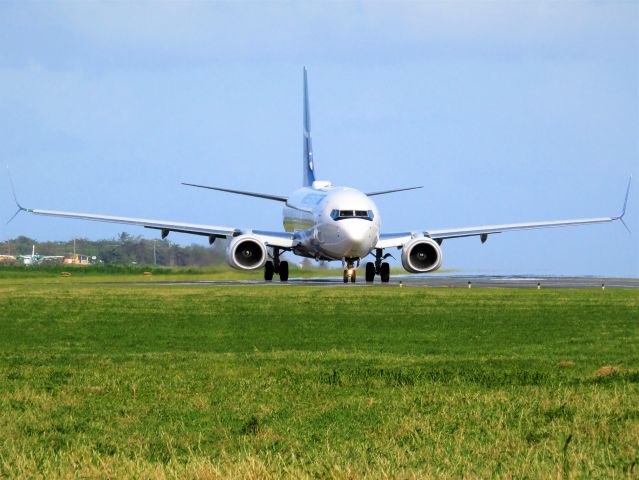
[303,67,316,186]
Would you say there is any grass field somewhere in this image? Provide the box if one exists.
[0,264,281,282]
[0,264,424,284]
[0,280,637,478]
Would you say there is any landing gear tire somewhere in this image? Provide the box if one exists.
[365,262,375,282]
[380,262,390,283]
[279,261,289,282]
[343,258,357,284]
[264,261,274,281]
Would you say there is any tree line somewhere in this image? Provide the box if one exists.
[0,233,228,267]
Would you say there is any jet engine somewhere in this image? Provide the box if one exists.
[226,235,268,270]
[401,237,443,273]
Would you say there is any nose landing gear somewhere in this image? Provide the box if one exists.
[343,258,357,283]
[264,248,289,282]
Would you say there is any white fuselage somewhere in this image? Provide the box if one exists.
[282,185,381,261]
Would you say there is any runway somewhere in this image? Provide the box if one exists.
[126,275,639,289]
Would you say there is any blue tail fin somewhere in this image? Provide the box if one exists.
[303,67,316,187]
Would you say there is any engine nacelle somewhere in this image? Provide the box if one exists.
[401,237,443,273]
[226,235,268,270]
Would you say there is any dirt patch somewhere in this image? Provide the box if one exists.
[595,365,621,377]
[558,361,575,367]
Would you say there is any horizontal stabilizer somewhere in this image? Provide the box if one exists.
[182,183,288,202]
[366,186,423,197]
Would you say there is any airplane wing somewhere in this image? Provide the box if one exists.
[14,206,296,249]
[376,178,631,249]
[6,171,294,250]
[428,216,619,240]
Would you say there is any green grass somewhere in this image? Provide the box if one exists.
[0,264,415,284]
[0,264,316,283]
[0,283,637,478]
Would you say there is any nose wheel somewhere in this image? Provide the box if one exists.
[343,269,356,283]
[343,259,357,283]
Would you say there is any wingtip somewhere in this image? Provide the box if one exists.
[613,175,632,234]
[620,175,632,219]
[6,165,24,211]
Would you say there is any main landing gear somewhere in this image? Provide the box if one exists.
[264,248,288,282]
[365,249,390,283]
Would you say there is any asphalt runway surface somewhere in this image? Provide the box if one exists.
[126,275,639,288]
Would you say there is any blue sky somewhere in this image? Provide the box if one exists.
[0,1,637,276]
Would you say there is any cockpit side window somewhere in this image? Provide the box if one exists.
[330,209,374,221]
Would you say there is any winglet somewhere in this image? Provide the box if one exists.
[6,165,28,225]
[7,165,24,209]
[615,175,632,233]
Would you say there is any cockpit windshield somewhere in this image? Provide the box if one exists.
[330,209,374,221]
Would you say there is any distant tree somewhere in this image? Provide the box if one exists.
[1,233,229,267]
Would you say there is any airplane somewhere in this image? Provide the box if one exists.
[7,68,632,283]
[15,244,64,266]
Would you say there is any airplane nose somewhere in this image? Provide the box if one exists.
[346,223,369,243]
[342,221,374,255]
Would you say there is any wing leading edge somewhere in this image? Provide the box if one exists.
[13,206,295,249]
[376,177,632,249]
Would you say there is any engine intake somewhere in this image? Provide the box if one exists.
[226,235,267,270]
[401,237,442,273]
